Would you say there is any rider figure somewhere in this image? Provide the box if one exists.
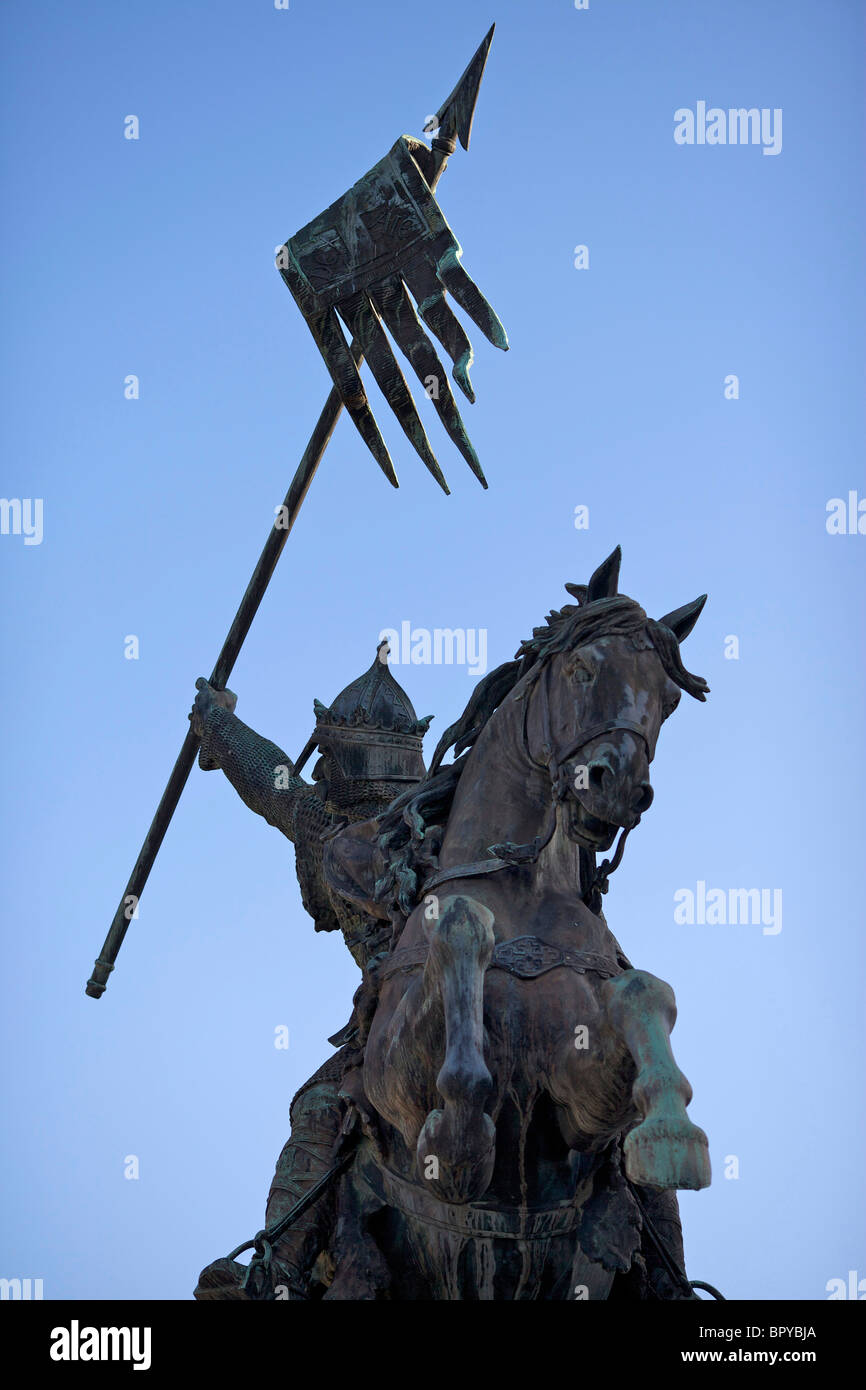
[190,640,431,1299]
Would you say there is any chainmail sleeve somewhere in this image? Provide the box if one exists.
[199,706,311,842]
[200,705,346,936]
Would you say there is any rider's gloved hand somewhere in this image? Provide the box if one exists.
[189,677,238,770]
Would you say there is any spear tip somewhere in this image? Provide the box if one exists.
[431,22,497,152]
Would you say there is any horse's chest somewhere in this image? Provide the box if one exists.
[481,959,608,1075]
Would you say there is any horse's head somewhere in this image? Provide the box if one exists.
[520,548,709,854]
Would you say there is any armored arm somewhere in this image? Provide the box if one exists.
[191,680,309,843]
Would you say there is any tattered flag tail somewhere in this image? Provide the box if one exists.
[278,27,506,487]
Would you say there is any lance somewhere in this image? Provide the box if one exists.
[86,24,507,998]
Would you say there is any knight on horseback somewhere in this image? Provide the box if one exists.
[190,549,717,1301]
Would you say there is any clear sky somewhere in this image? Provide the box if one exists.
[1,0,863,1301]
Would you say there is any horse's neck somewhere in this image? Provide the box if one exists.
[438,691,583,898]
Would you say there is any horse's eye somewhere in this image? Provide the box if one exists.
[570,658,593,683]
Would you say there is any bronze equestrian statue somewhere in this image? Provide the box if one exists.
[87,32,721,1302]
[193,548,719,1301]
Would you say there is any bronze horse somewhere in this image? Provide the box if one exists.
[322,548,713,1300]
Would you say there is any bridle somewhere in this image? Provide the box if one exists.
[518,652,660,906]
[521,654,657,777]
[421,649,659,909]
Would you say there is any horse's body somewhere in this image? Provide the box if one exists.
[323,553,712,1300]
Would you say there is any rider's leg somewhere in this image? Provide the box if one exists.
[264,1076,345,1297]
[193,1055,346,1301]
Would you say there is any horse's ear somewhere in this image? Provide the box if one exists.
[658,594,707,642]
[586,546,622,601]
[564,582,587,605]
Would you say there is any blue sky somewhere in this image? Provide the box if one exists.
[1,0,863,1300]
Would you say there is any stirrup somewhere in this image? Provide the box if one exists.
[235,1232,308,1301]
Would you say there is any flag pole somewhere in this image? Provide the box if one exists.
[86,348,362,998]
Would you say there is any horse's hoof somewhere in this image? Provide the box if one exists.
[623,1116,711,1191]
[417,1108,496,1204]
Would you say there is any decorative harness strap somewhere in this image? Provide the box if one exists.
[379,933,622,984]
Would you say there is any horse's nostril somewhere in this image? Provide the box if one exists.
[588,764,607,792]
[633,782,654,814]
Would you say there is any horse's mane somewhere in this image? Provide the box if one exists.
[374,586,708,924]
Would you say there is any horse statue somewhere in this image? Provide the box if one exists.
[307,546,715,1300]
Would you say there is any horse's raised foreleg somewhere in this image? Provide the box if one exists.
[415,894,496,1204]
[603,970,711,1191]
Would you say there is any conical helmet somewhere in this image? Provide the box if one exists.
[312,641,431,813]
